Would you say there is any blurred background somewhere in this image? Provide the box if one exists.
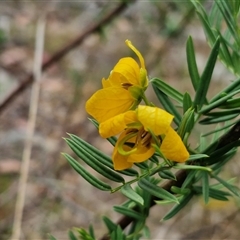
[0,1,239,239]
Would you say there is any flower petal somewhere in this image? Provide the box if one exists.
[85,87,135,123]
[125,40,145,69]
[99,111,136,138]
[101,77,112,88]
[160,127,189,162]
[127,143,155,163]
[112,57,140,86]
[112,132,134,170]
[137,105,174,135]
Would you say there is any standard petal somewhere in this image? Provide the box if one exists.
[102,72,126,88]
[85,87,135,123]
[112,57,140,86]
[160,127,189,162]
[137,105,174,135]
[101,77,112,88]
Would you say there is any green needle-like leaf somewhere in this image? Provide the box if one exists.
[121,184,144,206]
[183,92,193,113]
[151,78,183,104]
[62,153,111,191]
[102,216,118,233]
[199,89,240,114]
[152,84,181,126]
[65,138,125,183]
[219,97,240,109]
[199,113,239,125]
[158,169,176,181]
[173,164,212,172]
[182,170,197,189]
[68,134,138,177]
[194,37,220,108]
[162,192,194,221]
[113,206,145,220]
[193,186,231,201]
[186,36,200,91]
[138,178,179,203]
[210,77,240,103]
[177,107,195,139]
[204,109,240,117]
[48,235,57,240]
[212,174,240,197]
[68,230,78,240]
[187,154,209,161]
[202,171,209,204]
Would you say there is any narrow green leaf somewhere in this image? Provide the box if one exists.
[171,186,191,195]
[208,188,231,201]
[199,89,240,114]
[202,120,236,137]
[110,225,126,240]
[155,199,179,205]
[162,192,194,221]
[149,155,159,164]
[199,113,239,125]
[158,169,176,181]
[68,230,78,240]
[177,107,195,139]
[134,162,149,170]
[113,206,145,220]
[173,164,212,172]
[186,36,200,91]
[69,134,138,177]
[65,138,125,183]
[48,235,57,240]
[102,216,118,233]
[196,10,216,45]
[212,174,240,197]
[68,134,114,169]
[210,77,240,103]
[187,154,209,161]
[202,171,209,204]
[216,0,240,45]
[219,97,240,109]
[143,226,151,239]
[193,186,231,201]
[121,184,144,206]
[211,150,236,171]
[210,140,240,158]
[181,170,197,189]
[62,153,111,191]
[151,78,183,104]
[138,178,179,203]
[194,37,220,108]
[209,1,222,27]
[183,92,193,113]
[218,33,234,69]
[152,84,181,126]
[204,109,240,117]
[88,225,95,239]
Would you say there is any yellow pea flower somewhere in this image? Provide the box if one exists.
[85,40,148,123]
[99,105,189,170]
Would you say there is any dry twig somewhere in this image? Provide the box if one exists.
[10,16,46,240]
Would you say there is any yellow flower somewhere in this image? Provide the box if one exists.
[85,40,148,123]
[99,105,189,170]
